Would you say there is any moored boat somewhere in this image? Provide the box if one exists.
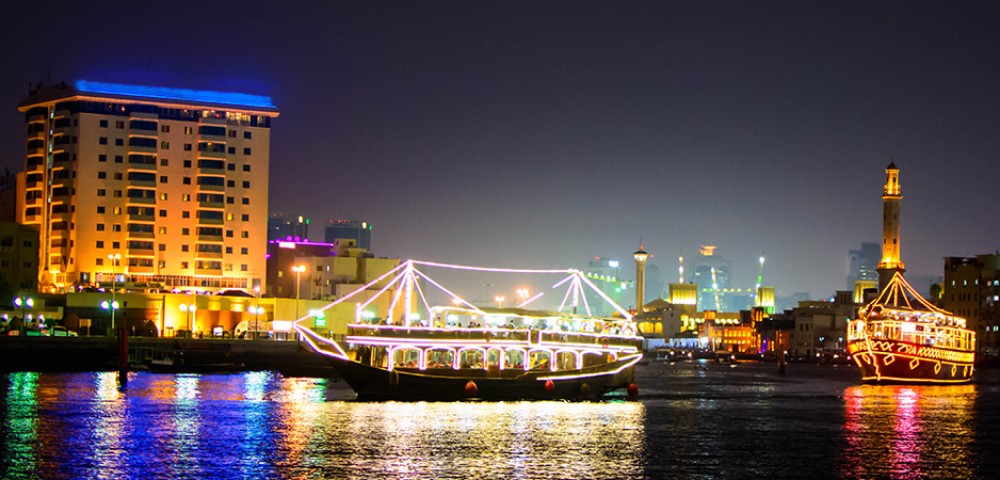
[847,272,975,383]
[295,261,644,400]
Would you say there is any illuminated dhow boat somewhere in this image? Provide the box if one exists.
[847,271,975,384]
[295,260,644,400]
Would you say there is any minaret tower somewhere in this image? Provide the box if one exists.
[633,244,649,314]
[877,162,905,290]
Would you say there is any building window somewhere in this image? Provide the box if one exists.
[184,160,192,168]
[159,209,167,217]
[114,172,123,180]
[182,228,190,236]
[241,231,248,238]
[184,127,193,134]
[183,177,191,185]
[226,213,234,221]
[181,245,189,252]
[159,193,168,200]
[99,137,108,145]
[241,198,249,205]
[226,196,234,204]
[115,155,123,163]
[229,130,236,138]
[241,247,248,255]
[181,262,189,269]
[184,143,192,151]
[96,258,104,266]
[97,189,106,197]
[241,264,248,272]
[182,194,191,201]
[115,138,124,146]
[161,141,170,149]
[115,121,124,129]
[160,158,169,167]
[96,241,104,248]
[113,207,122,215]
[160,176,168,183]
[99,154,107,162]
[97,223,105,231]
[227,163,235,171]
[114,190,123,198]
[158,227,166,234]
[241,214,249,221]
[161,125,170,133]
[182,211,190,219]
[227,147,236,155]
[242,181,250,188]
[97,206,105,214]
[98,171,106,179]
[113,224,122,232]
[243,147,251,155]
[158,260,166,268]
[226,247,233,254]
[100,120,108,128]
[227,180,235,188]
[244,131,252,139]
[226,230,233,238]
[112,241,120,249]
[243,165,251,172]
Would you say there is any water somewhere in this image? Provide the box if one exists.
[2,361,998,479]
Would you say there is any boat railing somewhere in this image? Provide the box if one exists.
[346,324,641,348]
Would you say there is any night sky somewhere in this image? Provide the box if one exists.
[2,1,999,301]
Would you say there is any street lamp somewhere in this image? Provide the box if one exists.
[250,305,265,338]
[494,295,505,309]
[180,303,197,337]
[101,300,119,335]
[14,296,33,334]
[292,265,306,320]
[515,288,529,307]
[108,253,121,335]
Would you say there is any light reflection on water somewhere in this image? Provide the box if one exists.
[2,364,999,479]
[841,384,977,480]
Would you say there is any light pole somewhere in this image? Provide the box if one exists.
[494,295,505,309]
[515,288,529,307]
[180,303,197,337]
[108,253,121,335]
[292,265,306,320]
[100,299,119,335]
[253,285,261,339]
[14,296,33,334]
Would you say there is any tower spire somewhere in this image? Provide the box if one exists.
[877,161,905,290]
[633,243,649,314]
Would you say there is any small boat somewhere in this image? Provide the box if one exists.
[145,351,246,374]
[296,261,644,400]
[847,271,975,384]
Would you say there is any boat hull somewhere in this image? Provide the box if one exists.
[325,354,640,401]
[848,338,974,384]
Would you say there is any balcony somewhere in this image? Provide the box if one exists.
[126,230,155,239]
[128,213,155,222]
[198,200,224,209]
[197,234,223,243]
[197,183,224,192]
[195,250,223,259]
[126,197,155,206]
[197,217,224,226]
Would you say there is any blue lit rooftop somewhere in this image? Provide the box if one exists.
[74,80,275,110]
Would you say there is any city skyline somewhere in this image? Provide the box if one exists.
[2,2,999,299]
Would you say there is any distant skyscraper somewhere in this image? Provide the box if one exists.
[582,256,626,317]
[324,220,372,250]
[17,80,278,292]
[848,242,880,290]
[692,245,731,311]
[269,213,310,241]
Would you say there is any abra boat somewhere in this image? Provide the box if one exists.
[295,261,644,400]
[847,272,975,384]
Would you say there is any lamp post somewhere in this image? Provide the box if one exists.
[515,288,529,307]
[101,299,119,335]
[253,285,261,339]
[292,265,306,320]
[180,303,197,337]
[14,296,33,334]
[494,295,505,309]
[108,253,121,336]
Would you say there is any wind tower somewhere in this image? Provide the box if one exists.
[877,162,906,290]
[633,244,649,313]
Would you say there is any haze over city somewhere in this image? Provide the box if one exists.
[2,1,999,300]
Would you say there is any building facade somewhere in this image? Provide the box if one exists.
[0,221,39,293]
[324,219,372,250]
[942,254,1000,357]
[17,81,278,293]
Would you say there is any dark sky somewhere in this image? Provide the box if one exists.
[2,1,999,300]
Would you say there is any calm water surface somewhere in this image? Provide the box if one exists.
[2,361,998,479]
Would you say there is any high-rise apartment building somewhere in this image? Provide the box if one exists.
[17,81,278,292]
[324,219,372,250]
